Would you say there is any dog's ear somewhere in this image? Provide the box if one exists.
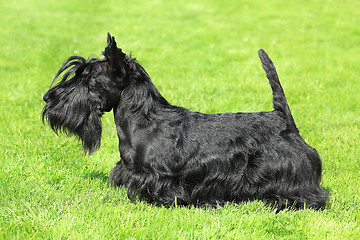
[103,33,126,69]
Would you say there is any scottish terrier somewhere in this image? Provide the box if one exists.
[42,33,328,210]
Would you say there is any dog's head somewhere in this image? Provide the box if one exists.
[42,33,131,154]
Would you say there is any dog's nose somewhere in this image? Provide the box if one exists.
[43,93,49,102]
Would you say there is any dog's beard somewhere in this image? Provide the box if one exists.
[42,82,103,155]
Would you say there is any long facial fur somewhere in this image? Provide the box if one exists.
[42,57,104,154]
[42,34,134,154]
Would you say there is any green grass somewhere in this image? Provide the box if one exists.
[1,0,359,239]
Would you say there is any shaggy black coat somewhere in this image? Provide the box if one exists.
[42,33,328,210]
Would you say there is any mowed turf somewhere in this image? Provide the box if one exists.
[0,0,359,239]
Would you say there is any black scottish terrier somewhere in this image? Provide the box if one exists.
[42,33,328,210]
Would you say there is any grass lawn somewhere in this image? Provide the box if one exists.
[1,0,359,239]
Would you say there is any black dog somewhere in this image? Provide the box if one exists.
[42,33,328,210]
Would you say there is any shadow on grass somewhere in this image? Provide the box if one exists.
[84,170,109,184]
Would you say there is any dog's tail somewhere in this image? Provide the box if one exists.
[258,49,296,128]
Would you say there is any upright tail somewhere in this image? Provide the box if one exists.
[258,49,297,129]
